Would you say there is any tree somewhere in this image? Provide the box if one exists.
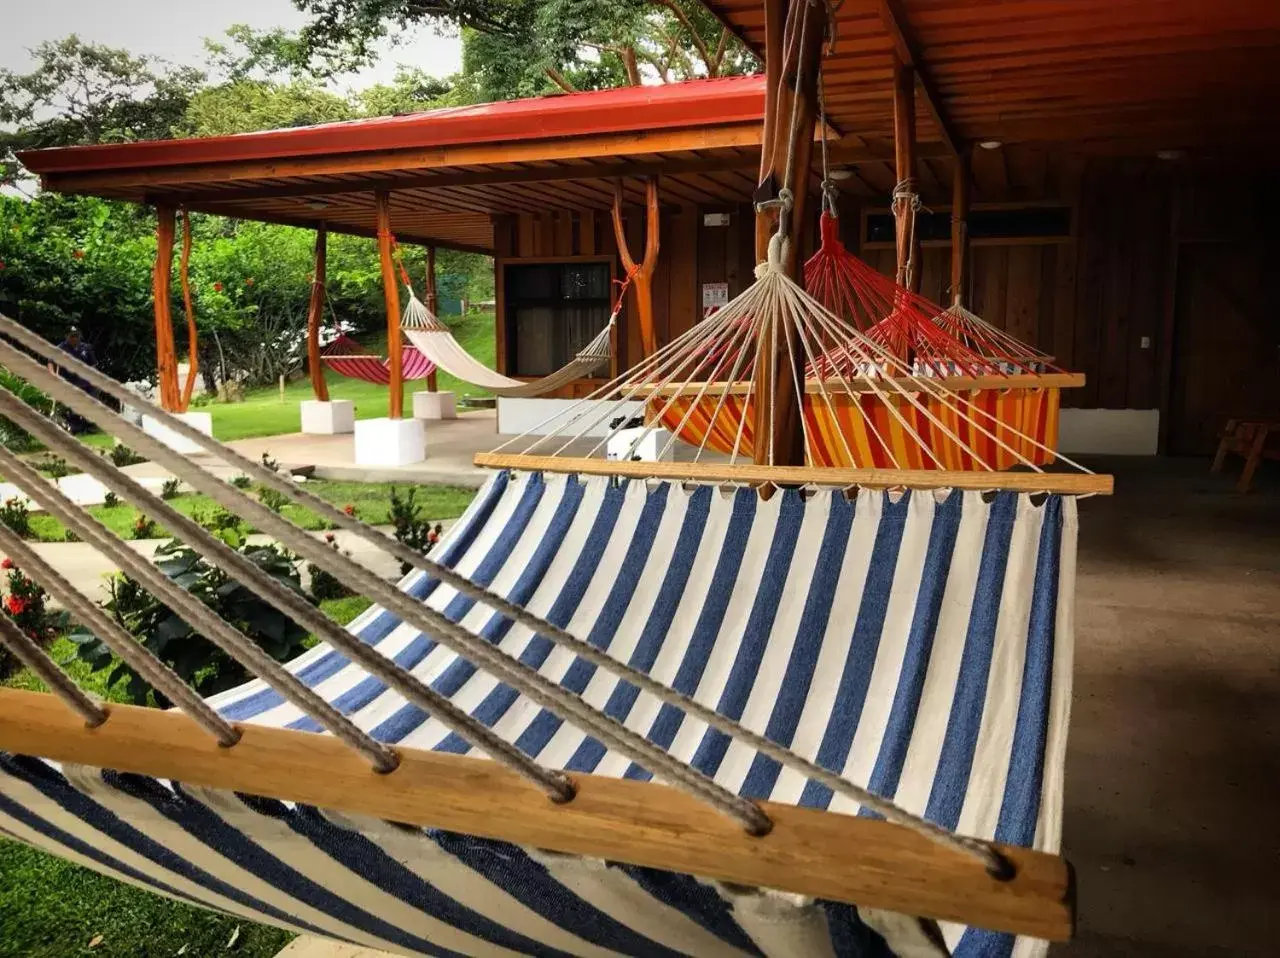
[289,0,756,99]
[0,36,203,186]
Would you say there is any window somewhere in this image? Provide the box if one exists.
[863,206,1072,244]
[503,261,612,377]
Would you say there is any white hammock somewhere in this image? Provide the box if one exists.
[401,294,612,398]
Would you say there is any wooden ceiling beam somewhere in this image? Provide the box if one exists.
[877,0,963,156]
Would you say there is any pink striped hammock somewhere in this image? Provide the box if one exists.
[320,334,436,385]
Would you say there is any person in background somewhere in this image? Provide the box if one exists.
[47,326,98,433]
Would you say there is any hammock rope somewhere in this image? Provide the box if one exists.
[0,614,106,727]
[0,522,239,747]
[0,309,1024,873]
[0,391,575,799]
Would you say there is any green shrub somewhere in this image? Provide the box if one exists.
[0,496,32,539]
[102,491,120,508]
[231,474,252,489]
[307,534,354,601]
[34,455,72,478]
[0,558,66,679]
[131,514,158,539]
[108,444,146,467]
[67,540,312,705]
[260,451,279,473]
[389,486,443,575]
[258,486,290,513]
[161,477,181,499]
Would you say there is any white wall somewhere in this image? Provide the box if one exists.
[1058,409,1160,456]
[497,397,645,438]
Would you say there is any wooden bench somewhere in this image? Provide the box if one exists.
[1211,420,1280,492]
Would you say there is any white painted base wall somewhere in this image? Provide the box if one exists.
[300,400,355,435]
[141,411,213,456]
[1058,408,1160,456]
[498,397,645,438]
[353,417,426,466]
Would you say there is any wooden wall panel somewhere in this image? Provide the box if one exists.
[668,206,699,338]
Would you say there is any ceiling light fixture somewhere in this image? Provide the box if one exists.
[305,199,330,210]
[978,140,1002,150]
[1156,149,1187,161]
[828,167,855,181]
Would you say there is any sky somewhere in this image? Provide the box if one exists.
[0,0,464,89]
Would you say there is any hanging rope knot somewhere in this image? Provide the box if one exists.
[821,179,841,216]
[610,264,642,316]
[891,179,922,215]
[753,186,794,217]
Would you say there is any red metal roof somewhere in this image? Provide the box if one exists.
[19,75,766,175]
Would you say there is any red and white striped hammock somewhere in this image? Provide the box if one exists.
[320,333,436,386]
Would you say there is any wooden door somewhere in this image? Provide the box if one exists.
[1168,242,1279,455]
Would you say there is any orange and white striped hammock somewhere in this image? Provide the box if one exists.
[653,384,1060,470]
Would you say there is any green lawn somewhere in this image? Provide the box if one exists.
[22,479,477,543]
[0,591,374,958]
[198,311,496,442]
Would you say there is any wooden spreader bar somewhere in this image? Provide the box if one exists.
[0,688,1074,940]
[474,453,1115,496]
[632,372,1086,397]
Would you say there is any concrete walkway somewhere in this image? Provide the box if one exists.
[273,939,395,958]
[20,525,406,603]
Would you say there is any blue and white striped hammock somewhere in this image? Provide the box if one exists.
[0,469,1075,958]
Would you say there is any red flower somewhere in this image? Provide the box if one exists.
[213,281,224,292]
[0,259,6,269]
[73,249,85,259]
[5,594,27,615]
[343,504,356,516]
[427,531,439,544]
[245,277,255,287]
[0,557,12,570]
[324,532,336,543]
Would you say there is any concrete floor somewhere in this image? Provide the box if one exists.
[1059,456,1280,956]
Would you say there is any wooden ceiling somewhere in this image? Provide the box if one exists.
[709,0,1280,155]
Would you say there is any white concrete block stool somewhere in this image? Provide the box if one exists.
[354,417,425,466]
[141,411,213,455]
[301,400,355,435]
[412,390,457,420]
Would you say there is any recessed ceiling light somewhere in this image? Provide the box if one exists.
[978,140,1002,150]
[305,199,330,210]
[828,168,855,181]
[1156,149,1186,161]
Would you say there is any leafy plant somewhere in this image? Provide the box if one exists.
[388,486,442,574]
[260,451,279,473]
[33,455,72,478]
[132,514,158,539]
[63,528,80,542]
[102,490,120,508]
[0,497,31,539]
[231,474,252,489]
[161,477,182,499]
[108,443,146,467]
[67,539,312,705]
[257,485,290,513]
[0,557,65,679]
[306,533,354,601]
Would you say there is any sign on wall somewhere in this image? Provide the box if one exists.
[701,282,729,309]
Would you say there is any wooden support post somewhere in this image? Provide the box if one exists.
[178,209,199,412]
[151,204,179,412]
[752,0,827,468]
[425,246,439,392]
[307,226,330,402]
[892,55,920,292]
[375,190,404,419]
[611,178,661,357]
[950,148,971,307]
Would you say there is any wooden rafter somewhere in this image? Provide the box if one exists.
[877,0,963,156]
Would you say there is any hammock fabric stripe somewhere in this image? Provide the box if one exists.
[655,387,1061,470]
[0,471,1076,958]
[321,334,437,385]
